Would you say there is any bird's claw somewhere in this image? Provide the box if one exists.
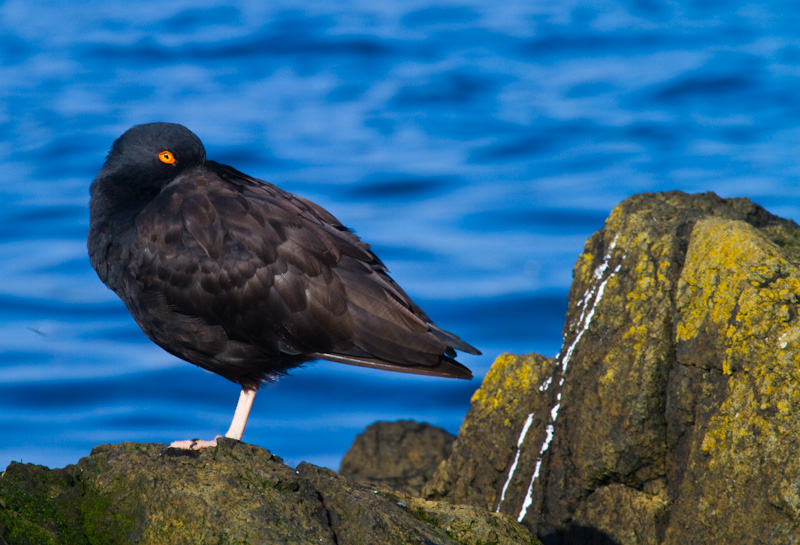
[168,436,223,450]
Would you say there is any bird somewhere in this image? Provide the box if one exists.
[88,122,480,450]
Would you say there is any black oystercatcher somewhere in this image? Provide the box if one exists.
[88,122,480,449]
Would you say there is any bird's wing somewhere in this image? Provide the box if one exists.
[133,162,476,379]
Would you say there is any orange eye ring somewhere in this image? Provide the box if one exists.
[158,150,176,164]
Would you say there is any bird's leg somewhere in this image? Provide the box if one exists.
[168,387,258,450]
[224,387,257,440]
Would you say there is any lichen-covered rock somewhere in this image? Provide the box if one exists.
[570,483,668,545]
[403,497,540,545]
[339,420,456,496]
[427,191,800,544]
[300,462,538,545]
[0,439,538,545]
[665,216,800,543]
[423,353,557,513]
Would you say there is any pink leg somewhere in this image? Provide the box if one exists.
[224,387,257,440]
[169,387,258,450]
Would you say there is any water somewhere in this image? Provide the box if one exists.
[2,0,800,470]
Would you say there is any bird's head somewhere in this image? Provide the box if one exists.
[91,122,207,207]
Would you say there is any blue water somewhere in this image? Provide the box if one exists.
[2,0,800,471]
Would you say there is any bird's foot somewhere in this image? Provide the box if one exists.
[168,436,223,450]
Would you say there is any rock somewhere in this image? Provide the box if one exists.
[0,439,537,545]
[301,462,537,545]
[423,353,558,513]
[340,420,456,496]
[401,497,540,545]
[426,191,800,544]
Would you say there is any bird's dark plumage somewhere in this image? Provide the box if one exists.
[88,123,479,399]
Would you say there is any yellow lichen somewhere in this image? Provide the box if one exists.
[600,368,615,386]
[674,216,800,477]
[471,353,545,411]
[675,219,772,345]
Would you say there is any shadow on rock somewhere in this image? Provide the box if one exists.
[542,525,622,545]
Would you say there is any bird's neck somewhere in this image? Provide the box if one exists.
[90,169,162,225]
[87,174,159,281]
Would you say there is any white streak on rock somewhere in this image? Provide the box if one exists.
[550,400,560,422]
[518,424,554,522]
[496,412,535,512]
[562,257,620,375]
[517,235,622,523]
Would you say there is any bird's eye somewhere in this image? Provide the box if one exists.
[158,150,176,164]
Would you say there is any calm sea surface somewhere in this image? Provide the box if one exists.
[2,0,800,470]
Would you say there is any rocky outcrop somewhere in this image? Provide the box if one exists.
[424,192,800,544]
[339,420,456,496]
[0,439,537,545]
